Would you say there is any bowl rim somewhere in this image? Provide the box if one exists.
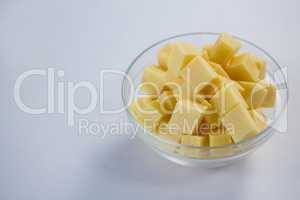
[121,32,289,150]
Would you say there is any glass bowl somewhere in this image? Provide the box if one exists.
[121,32,288,168]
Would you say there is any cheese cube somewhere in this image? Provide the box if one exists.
[221,104,259,143]
[210,82,248,115]
[249,110,267,132]
[171,79,214,102]
[226,53,260,82]
[202,44,213,61]
[173,57,219,100]
[209,61,230,78]
[261,84,276,107]
[167,99,207,135]
[251,55,266,80]
[196,121,210,135]
[180,134,209,158]
[239,81,268,108]
[195,97,212,108]
[199,76,244,99]
[196,115,222,135]
[165,77,188,100]
[209,134,232,147]
[216,76,244,91]
[207,129,233,156]
[180,56,218,94]
[239,81,276,108]
[167,42,199,73]
[208,33,241,66]
[203,113,221,128]
[181,135,209,146]
[163,77,184,96]
[130,97,163,133]
[140,65,167,96]
[197,77,224,99]
[157,90,177,114]
[197,82,218,100]
[157,43,174,70]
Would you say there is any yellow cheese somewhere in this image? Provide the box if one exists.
[208,33,241,66]
[140,65,167,96]
[133,32,275,146]
[203,113,222,128]
[209,61,230,78]
[210,81,248,115]
[171,57,219,100]
[157,43,174,70]
[197,114,222,135]
[205,128,233,156]
[157,90,177,114]
[163,77,184,98]
[197,77,221,99]
[261,84,276,107]
[196,121,210,135]
[167,42,199,74]
[180,134,209,158]
[166,78,188,100]
[221,104,259,143]
[239,81,276,108]
[180,56,218,95]
[216,76,244,91]
[238,81,267,108]
[171,79,213,103]
[181,135,209,146]
[249,109,267,132]
[167,99,207,135]
[199,76,243,100]
[129,97,163,133]
[251,55,266,80]
[202,44,213,61]
[209,134,232,147]
[226,53,260,82]
[198,82,218,100]
[195,97,212,108]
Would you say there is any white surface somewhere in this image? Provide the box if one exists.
[0,0,298,199]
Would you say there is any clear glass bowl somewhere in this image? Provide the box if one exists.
[121,32,288,168]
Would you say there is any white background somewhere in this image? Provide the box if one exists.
[0,0,298,199]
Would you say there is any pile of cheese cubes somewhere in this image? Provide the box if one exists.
[130,33,276,147]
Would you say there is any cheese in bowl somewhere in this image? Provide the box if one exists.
[129,33,276,147]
